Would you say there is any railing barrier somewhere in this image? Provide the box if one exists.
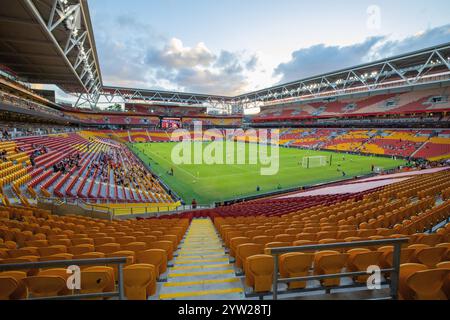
[0,257,127,300]
[266,238,409,300]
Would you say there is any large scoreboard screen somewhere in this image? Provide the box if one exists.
[161,118,181,129]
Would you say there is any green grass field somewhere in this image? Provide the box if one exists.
[129,142,407,204]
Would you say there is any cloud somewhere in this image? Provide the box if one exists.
[274,24,450,84]
[93,10,449,97]
[170,68,248,96]
[144,39,259,95]
[94,10,259,95]
[146,38,216,69]
[245,55,259,72]
[92,13,166,89]
[274,36,385,83]
[368,24,450,60]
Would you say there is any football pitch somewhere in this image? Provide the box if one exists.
[129,142,407,204]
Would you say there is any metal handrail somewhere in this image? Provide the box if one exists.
[37,196,214,219]
[0,257,127,300]
[265,238,409,300]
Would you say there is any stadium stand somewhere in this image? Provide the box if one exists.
[0,205,189,300]
[0,2,449,300]
[199,169,450,299]
[279,128,450,160]
[252,87,450,124]
[2,169,449,300]
[0,133,174,207]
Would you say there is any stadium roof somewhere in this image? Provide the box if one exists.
[101,86,232,106]
[234,42,450,108]
[96,42,450,110]
[0,0,102,97]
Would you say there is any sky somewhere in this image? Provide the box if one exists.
[87,0,450,97]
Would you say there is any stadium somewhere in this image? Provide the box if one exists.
[0,0,449,303]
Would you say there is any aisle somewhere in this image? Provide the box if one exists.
[158,218,244,300]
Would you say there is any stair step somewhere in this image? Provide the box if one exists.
[158,218,244,300]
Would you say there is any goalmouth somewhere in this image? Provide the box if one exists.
[302,155,329,169]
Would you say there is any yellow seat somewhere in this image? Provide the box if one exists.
[378,246,415,269]
[399,263,428,300]
[147,241,174,261]
[0,271,27,300]
[80,269,113,298]
[38,245,67,257]
[318,239,338,245]
[93,237,116,246]
[73,252,106,270]
[48,239,72,247]
[346,249,382,283]
[147,231,162,239]
[0,248,8,259]
[316,231,338,241]
[24,275,67,298]
[1,256,39,276]
[314,251,349,287]
[121,242,147,254]
[38,268,71,296]
[245,255,274,293]
[25,240,48,248]
[415,234,443,246]
[115,236,137,246]
[106,251,135,279]
[68,244,95,255]
[407,268,448,300]
[229,237,251,257]
[411,246,447,268]
[436,243,450,261]
[274,234,296,243]
[292,240,317,248]
[235,243,264,269]
[159,235,178,251]
[139,235,157,248]
[70,238,94,246]
[8,247,39,258]
[224,231,244,247]
[124,264,156,300]
[84,266,115,295]
[136,249,167,278]
[96,243,121,255]
[279,253,314,289]
[0,276,19,300]
[436,261,450,299]
[252,236,274,246]
[296,233,316,241]
[264,242,291,251]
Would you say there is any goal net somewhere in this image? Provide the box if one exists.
[302,156,328,169]
[374,166,384,173]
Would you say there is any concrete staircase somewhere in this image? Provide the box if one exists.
[158,219,244,300]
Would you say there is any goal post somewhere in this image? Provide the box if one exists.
[302,155,328,169]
